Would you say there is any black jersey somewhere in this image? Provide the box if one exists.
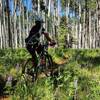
[25,24,43,45]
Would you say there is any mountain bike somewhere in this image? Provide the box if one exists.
[22,42,55,81]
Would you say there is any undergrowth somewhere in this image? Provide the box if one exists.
[0,48,100,100]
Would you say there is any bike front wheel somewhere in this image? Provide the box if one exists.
[45,53,53,71]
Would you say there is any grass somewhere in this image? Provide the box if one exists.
[0,48,100,100]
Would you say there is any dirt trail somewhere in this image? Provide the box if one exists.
[0,96,11,100]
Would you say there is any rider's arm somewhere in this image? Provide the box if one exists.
[43,32,52,42]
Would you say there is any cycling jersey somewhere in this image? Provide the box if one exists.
[25,24,43,45]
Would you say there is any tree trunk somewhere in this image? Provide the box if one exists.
[97,0,100,48]
[0,0,2,49]
[66,0,70,48]
[93,16,96,48]
[3,0,7,48]
[21,3,25,47]
[89,10,92,48]
[13,0,17,48]
[85,0,89,48]
[48,0,51,17]
[78,3,82,49]
[6,0,12,48]
[18,0,22,48]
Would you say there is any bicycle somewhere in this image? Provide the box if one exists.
[22,42,55,81]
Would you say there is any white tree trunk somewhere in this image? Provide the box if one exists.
[75,23,78,48]
[0,0,2,48]
[21,3,25,47]
[96,1,99,48]
[97,0,100,48]
[48,0,51,17]
[18,0,22,48]
[13,0,17,48]
[92,13,96,48]
[78,3,82,49]
[89,10,92,48]
[37,0,40,15]
[82,10,86,48]
[26,7,29,36]
[66,0,70,47]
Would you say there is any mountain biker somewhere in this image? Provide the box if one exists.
[25,16,55,68]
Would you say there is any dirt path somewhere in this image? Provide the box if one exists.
[0,96,11,100]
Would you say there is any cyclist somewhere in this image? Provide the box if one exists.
[25,16,55,70]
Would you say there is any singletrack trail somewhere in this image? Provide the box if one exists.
[0,95,11,100]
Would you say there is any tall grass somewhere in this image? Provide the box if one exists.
[0,48,100,100]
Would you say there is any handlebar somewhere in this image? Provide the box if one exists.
[42,42,56,48]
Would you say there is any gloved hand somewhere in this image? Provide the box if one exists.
[50,40,56,46]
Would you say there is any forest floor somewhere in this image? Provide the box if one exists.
[0,49,100,100]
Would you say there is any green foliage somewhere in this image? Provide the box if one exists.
[12,77,54,100]
[0,48,30,66]
[12,75,33,100]
[0,48,100,99]
[87,0,96,10]
[58,16,68,46]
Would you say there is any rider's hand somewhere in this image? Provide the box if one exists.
[50,40,56,46]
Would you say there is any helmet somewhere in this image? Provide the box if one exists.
[35,16,44,23]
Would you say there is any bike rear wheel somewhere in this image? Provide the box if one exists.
[22,58,33,74]
[22,58,37,81]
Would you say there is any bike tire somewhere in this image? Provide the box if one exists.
[22,58,33,74]
[22,58,38,81]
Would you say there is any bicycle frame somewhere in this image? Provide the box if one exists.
[37,42,49,67]
[22,41,53,80]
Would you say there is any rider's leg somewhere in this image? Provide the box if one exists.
[36,44,45,65]
[26,45,38,67]
[36,44,42,54]
[26,45,38,79]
